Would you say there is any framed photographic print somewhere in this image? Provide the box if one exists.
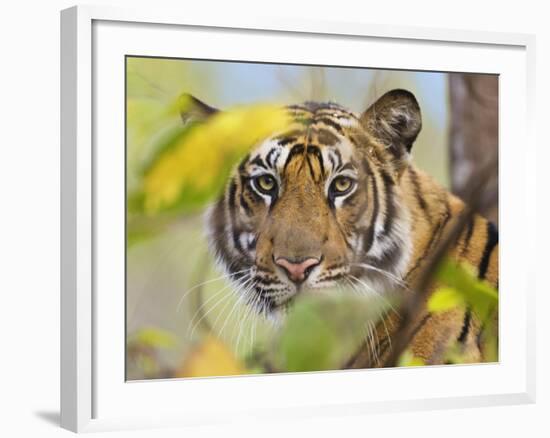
[61,5,536,433]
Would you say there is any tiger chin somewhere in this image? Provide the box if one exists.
[186,90,498,366]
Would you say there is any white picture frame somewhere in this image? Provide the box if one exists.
[60,4,536,433]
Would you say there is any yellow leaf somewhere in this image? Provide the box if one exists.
[397,350,426,367]
[142,103,291,214]
[175,336,246,378]
[427,287,465,313]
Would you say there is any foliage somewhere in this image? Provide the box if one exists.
[126,327,179,379]
[126,94,292,248]
[134,99,291,215]
[175,336,246,378]
[125,57,217,193]
[430,259,499,363]
[431,259,498,324]
[128,257,500,377]
[128,294,391,378]
[271,295,387,372]
[397,350,425,367]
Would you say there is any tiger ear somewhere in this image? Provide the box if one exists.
[179,94,219,125]
[360,89,422,166]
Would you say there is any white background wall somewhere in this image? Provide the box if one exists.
[0,0,547,436]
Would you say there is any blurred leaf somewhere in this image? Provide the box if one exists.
[273,294,389,372]
[278,304,337,372]
[427,287,465,313]
[141,102,291,214]
[132,327,178,349]
[175,335,246,378]
[430,259,498,365]
[435,259,498,323]
[397,350,425,367]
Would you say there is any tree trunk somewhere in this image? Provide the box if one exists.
[448,74,499,224]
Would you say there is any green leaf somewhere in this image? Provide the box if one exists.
[279,304,336,372]
[435,259,498,323]
[427,287,465,313]
[273,294,389,372]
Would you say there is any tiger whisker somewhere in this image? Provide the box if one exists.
[188,291,233,339]
[346,274,379,364]
[188,275,254,338]
[215,276,256,327]
[350,263,409,290]
[186,273,251,331]
[186,283,233,333]
[346,275,394,363]
[367,319,380,364]
[176,268,251,313]
[217,280,257,342]
[248,287,264,351]
[348,274,399,317]
[252,294,264,348]
[234,287,256,355]
[209,293,237,337]
[245,294,258,352]
[343,277,375,353]
[379,306,392,354]
[365,325,377,363]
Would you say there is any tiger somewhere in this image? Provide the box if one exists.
[183,89,498,367]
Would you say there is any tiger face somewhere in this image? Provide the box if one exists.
[201,90,423,318]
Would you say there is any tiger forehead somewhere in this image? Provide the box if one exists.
[254,128,356,172]
[286,102,362,131]
[240,102,365,175]
[287,101,358,117]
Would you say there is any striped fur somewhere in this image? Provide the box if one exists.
[199,89,498,366]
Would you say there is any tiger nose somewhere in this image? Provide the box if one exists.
[275,257,321,283]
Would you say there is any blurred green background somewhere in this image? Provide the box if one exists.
[125,57,454,380]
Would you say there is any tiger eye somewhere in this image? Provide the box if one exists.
[255,174,277,194]
[332,177,353,194]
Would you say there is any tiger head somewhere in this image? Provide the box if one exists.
[188,90,422,319]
